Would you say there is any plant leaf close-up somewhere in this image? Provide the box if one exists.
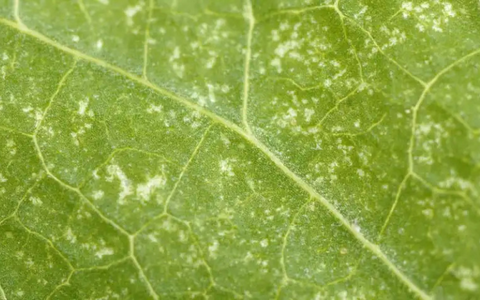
[1,0,480,299]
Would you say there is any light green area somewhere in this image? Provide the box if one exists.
[0,0,480,299]
[0,284,6,300]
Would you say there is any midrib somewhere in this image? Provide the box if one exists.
[0,17,430,300]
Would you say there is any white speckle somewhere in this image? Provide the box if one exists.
[92,190,104,200]
[353,219,362,233]
[0,173,7,183]
[147,38,157,45]
[279,22,289,31]
[205,52,217,69]
[160,218,176,232]
[274,40,299,58]
[432,20,443,32]
[78,98,89,115]
[219,159,235,177]
[207,84,216,103]
[106,164,132,205]
[400,1,455,33]
[442,207,452,218]
[72,35,80,42]
[270,58,282,73]
[65,228,77,243]
[443,2,455,17]
[287,108,297,119]
[125,5,141,18]
[136,175,166,202]
[96,39,103,49]
[147,104,163,114]
[422,208,433,218]
[461,278,478,291]
[402,2,413,11]
[416,23,425,32]
[190,41,200,50]
[148,234,158,243]
[70,132,79,146]
[220,134,231,146]
[169,47,185,78]
[29,196,43,206]
[271,29,280,41]
[304,109,314,122]
[260,239,269,248]
[244,251,253,261]
[25,258,34,268]
[170,47,181,62]
[4,140,17,155]
[456,266,479,291]
[208,240,219,258]
[95,247,114,259]
[418,123,433,135]
[221,84,230,93]
[124,4,142,26]
[356,169,365,177]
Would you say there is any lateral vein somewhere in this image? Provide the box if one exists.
[242,0,255,134]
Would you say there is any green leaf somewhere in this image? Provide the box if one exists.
[1,0,479,299]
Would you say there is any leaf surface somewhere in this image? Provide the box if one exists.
[1,0,480,299]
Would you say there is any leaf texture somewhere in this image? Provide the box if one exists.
[1,0,480,299]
